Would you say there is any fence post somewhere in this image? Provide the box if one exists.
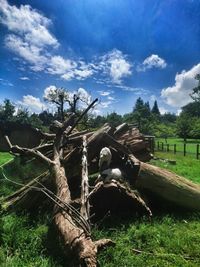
[161,142,164,151]
[184,143,186,156]
[174,144,176,154]
[157,141,159,150]
[197,144,199,160]
[167,144,169,152]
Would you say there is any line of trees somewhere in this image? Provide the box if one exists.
[1,73,200,139]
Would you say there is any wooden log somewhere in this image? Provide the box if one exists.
[89,180,152,220]
[137,162,200,211]
[114,123,129,137]
[80,136,90,227]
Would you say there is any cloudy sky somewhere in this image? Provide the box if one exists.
[0,0,200,115]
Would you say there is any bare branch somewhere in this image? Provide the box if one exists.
[4,135,54,166]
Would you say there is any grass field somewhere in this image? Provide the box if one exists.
[152,151,200,184]
[0,152,13,166]
[0,153,200,266]
[155,138,200,154]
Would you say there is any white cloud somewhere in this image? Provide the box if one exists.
[0,1,136,85]
[47,56,76,75]
[18,95,46,113]
[161,63,200,107]
[43,85,57,100]
[0,0,58,48]
[20,76,30,80]
[99,49,132,84]
[48,56,94,81]
[107,96,115,101]
[98,90,112,96]
[0,78,13,86]
[137,54,167,72]
[150,95,157,102]
[100,101,112,109]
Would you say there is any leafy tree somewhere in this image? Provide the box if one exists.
[88,115,106,129]
[0,99,15,121]
[176,113,193,141]
[39,111,54,126]
[190,74,200,102]
[14,108,30,124]
[106,112,123,127]
[190,117,200,139]
[29,113,43,129]
[161,113,177,123]
[181,101,200,117]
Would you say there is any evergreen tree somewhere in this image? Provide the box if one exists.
[151,100,160,116]
[0,99,15,121]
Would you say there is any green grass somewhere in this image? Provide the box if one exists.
[93,215,200,267]
[0,152,200,267]
[0,152,13,167]
[151,152,200,184]
[156,138,200,154]
[0,212,64,267]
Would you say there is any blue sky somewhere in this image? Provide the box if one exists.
[0,0,200,115]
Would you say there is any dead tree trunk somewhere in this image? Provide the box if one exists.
[137,162,200,211]
[80,136,90,226]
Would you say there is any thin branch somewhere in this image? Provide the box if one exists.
[4,135,54,166]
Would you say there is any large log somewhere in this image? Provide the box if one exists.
[89,180,152,221]
[115,126,152,162]
[137,162,200,211]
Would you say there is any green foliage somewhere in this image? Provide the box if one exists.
[0,99,15,121]
[0,152,13,166]
[154,123,176,138]
[190,118,200,138]
[190,74,200,102]
[106,112,123,127]
[176,113,192,141]
[182,101,200,117]
[151,100,160,116]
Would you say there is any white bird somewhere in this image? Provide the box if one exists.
[98,147,124,183]
[101,168,124,183]
[98,147,112,172]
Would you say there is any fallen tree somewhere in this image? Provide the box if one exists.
[1,105,200,266]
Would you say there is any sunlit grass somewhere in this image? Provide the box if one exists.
[152,152,200,184]
[0,152,13,166]
[156,138,200,154]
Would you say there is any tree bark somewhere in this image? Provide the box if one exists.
[89,180,152,221]
[137,162,200,211]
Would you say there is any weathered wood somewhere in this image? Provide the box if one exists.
[115,126,152,162]
[80,136,90,226]
[89,180,152,220]
[114,123,129,137]
[137,162,200,211]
